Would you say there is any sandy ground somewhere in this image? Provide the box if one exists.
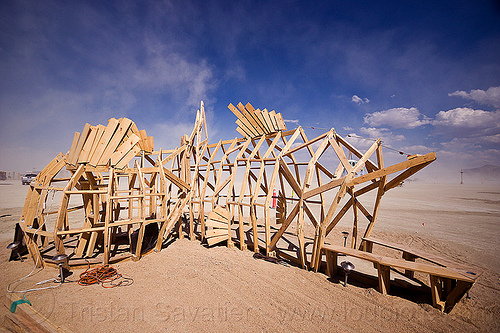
[0,180,499,332]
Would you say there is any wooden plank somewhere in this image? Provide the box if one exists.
[276,113,287,130]
[229,103,259,137]
[206,229,228,238]
[261,109,276,133]
[208,211,229,223]
[205,219,228,229]
[380,257,474,282]
[362,236,482,280]
[146,136,154,153]
[349,152,437,186]
[335,134,379,172]
[384,161,433,191]
[86,124,106,162]
[5,293,70,333]
[243,102,267,134]
[329,136,352,172]
[237,102,264,136]
[215,206,231,221]
[284,132,329,157]
[377,264,391,294]
[207,234,228,246]
[130,122,142,147]
[115,145,141,170]
[89,118,120,166]
[246,103,269,133]
[255,108,271,133]
[69,123,91,165]
[163,167,191,191]
[77,126,98,163]
[322,244,384,263]
[279,159,302,197]
[430,275,446,311]
[269,201,300,250]
[67,131,81,165]
[139,130,148,150]
[324,249,338,277]
[303,177,344,200]
[97,118,133,166]
[269,110,280,131]
[236,119,256,137]
[110,133,140,166]
[236,126,251,139]
[444,280,472,312]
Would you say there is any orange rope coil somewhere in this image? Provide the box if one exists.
[78,263,133,288]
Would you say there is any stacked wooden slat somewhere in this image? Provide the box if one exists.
[205,206,231,246]
[276,191,286,224]
[228,102,287,138]
[66,118,154,169]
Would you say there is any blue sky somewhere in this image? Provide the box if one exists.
[1,0,499,181]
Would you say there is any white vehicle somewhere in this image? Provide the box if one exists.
[21,173,37,185]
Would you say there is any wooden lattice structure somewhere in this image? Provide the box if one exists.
[17,100,436,267]
[14,101,481,312]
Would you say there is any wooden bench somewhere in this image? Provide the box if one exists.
[362,237,482,281]
[321,243,480,312]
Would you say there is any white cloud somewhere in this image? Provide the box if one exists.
[284,119,300,124]
[364,107,430,129]
[482,134,500,144]
[440,138,482,151]
[399,145,435,154]
[432,108,500,128]
[342,127,405,152]
[351,95,370,104]
[360,127,405,142]
[449,86,500,108]
[342,126,353,131]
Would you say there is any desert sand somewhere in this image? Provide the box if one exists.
[1,180,499,332]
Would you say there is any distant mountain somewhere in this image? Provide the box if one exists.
[463,165,500,182]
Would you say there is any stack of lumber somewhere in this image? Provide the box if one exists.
[205,206,231,246]
[66,117,154,169]
[228,102,287,138]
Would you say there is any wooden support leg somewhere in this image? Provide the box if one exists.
[199,205,206,241]
[238,207,247,251]
[133,224,146,261]
[189,202,194,240]
[444,280,471,313]
[297,228,306,269]
[430,275,446,312]
[325,250,338,277]
[377,264,391,295]
[251,208,258,253]
[402,252,416,278]
[177,216,184,239]
[310,226,320,271]
[443,278,454,299]
[362,240,373,253]
[265,210,271,256]
[312,226,326,272]
[86,231,99,257]
[24,234,44,268]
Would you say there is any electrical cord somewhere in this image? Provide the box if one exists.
[7,189,63,293]
[78,261,133,288]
